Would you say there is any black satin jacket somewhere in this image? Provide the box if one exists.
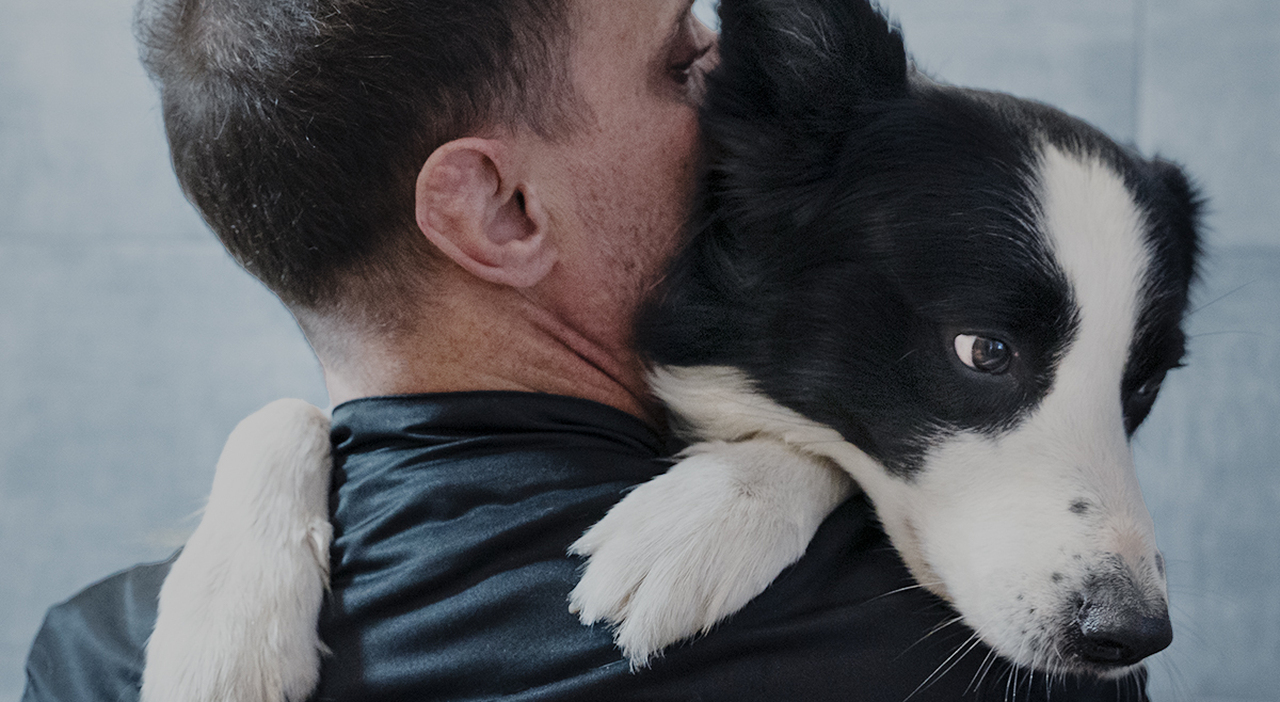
[23,393,1149,701]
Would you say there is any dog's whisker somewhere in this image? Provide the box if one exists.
[894,348,920,365]
[965,644,1000,694]
[1047,641,1070,694]
[1186,280,1254,318]
[1150,646,1195,702]
[1187,329,1265,339]
[903,631,983,702]
[863,580,945,606]
[1024,663,1039,702]
[1042,646,1061,702]
[1004,636,1038,702]
[896,614,966,658]
[921,614,966,640]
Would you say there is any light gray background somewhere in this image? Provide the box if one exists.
[1,0,1276,699]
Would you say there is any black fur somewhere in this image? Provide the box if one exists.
[638,0,1201,476]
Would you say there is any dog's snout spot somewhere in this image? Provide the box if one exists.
[1051,572,1064,584]
[1070,500,1090,515]
[1155,552,1166,578]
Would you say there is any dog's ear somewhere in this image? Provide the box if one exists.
[698,0,909,234]
[709,0,909,129]
[1146,158,1204,297]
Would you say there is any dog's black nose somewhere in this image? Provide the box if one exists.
[1077,608,1173,666]
[1070,579,1173,667]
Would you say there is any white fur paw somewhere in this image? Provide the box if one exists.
[568,439,852,667]
[142,399,334,702]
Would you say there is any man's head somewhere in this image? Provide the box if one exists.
[139,0,576,314]
[138,0,714,374]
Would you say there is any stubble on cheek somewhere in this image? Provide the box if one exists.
[573,116,700,313]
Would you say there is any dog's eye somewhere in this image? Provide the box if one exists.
[955,334,1012,374]
[1135,376,1163,398]
[1123,368,1171,434]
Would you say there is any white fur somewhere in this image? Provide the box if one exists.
[141,399,333,702]
[569,438,852,665]
[569,366,881,664]
[571,146,1169,676]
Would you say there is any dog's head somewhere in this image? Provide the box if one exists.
[677,0,1201,679]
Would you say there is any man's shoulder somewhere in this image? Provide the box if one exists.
[22,553,175,702]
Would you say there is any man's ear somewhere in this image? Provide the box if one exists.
[415,138,556,289]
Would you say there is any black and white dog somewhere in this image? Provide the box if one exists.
[567,0,1201,679]
[139,0,1201,698]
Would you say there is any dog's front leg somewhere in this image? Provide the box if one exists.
[141,399,332,702]
[569,439,854,667]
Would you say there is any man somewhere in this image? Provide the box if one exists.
[24,0,1149,699]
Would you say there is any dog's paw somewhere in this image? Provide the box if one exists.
[142,399,333,702]
[569,439,852,667]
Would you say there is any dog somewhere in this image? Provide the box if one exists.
[140,0,1201,698]
[568,0,1200,679]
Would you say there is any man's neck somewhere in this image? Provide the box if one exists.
[315,272,661,426]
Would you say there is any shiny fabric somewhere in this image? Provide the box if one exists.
[24,392,1149,701]
[23,553,174,702]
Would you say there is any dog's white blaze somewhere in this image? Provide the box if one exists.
[1036,144,1159,566]
[904,146,1166,672]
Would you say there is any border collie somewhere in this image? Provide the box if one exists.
[567,0,1200,679]
[140,0,1201,698]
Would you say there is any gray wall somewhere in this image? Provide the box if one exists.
[2,0,1276,699]
[1,0,329,695]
